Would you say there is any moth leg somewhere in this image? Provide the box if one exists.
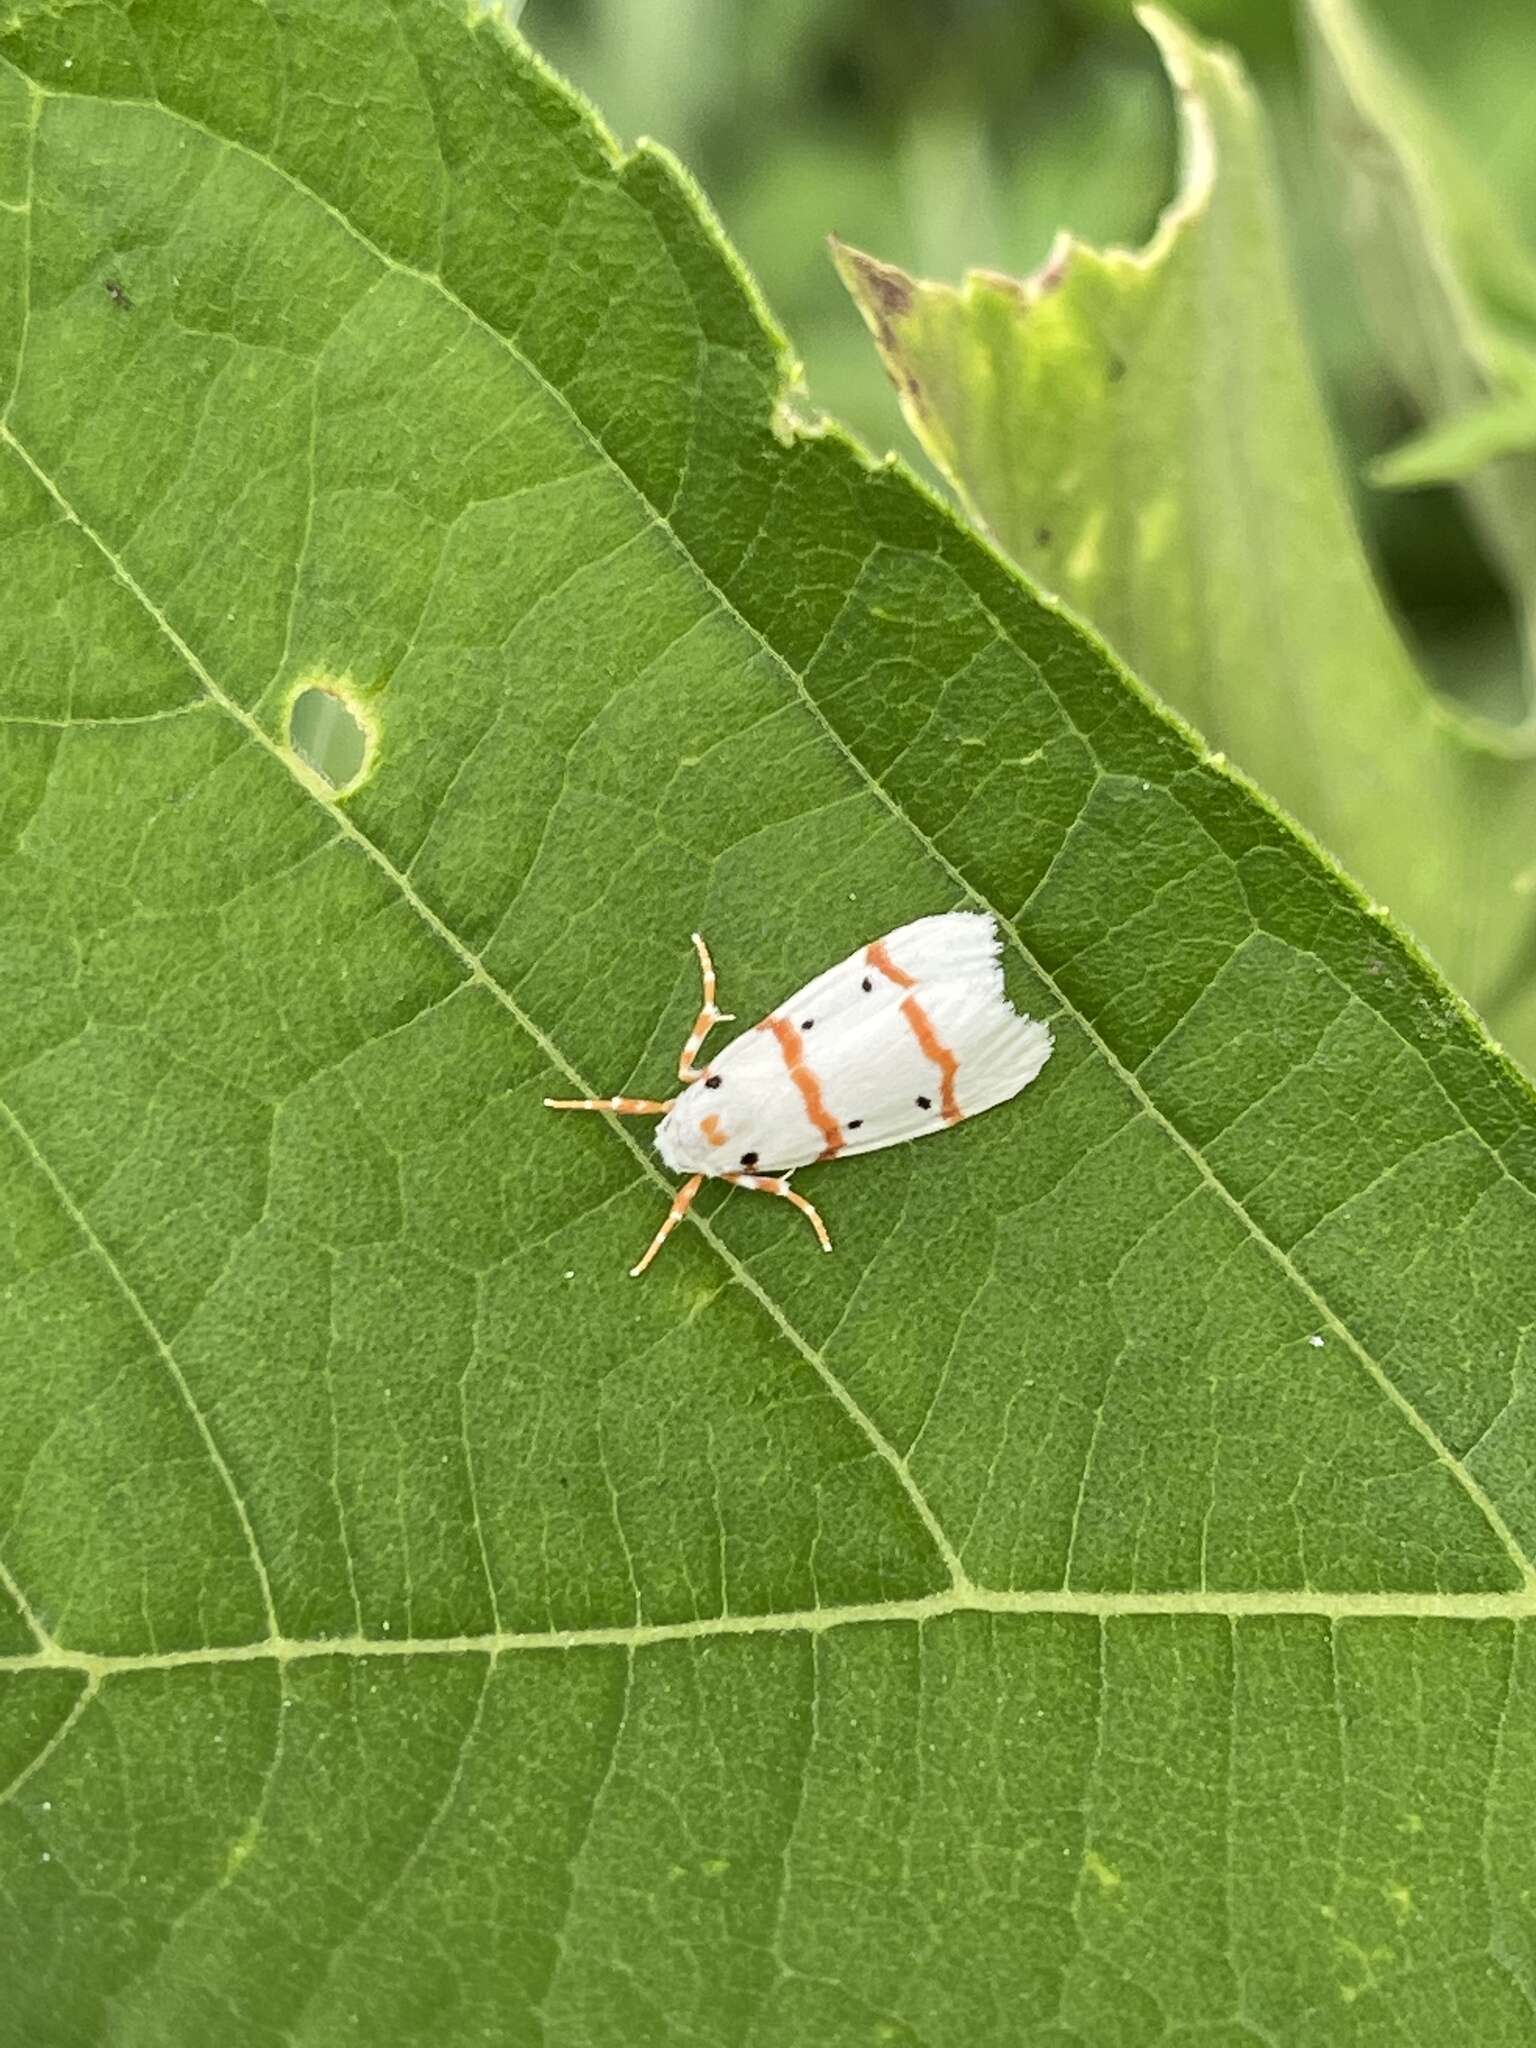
[630,1174,704,1277]
[544,1094,675,1114]
[677,930,736,1082]
[724,1172,833,1254]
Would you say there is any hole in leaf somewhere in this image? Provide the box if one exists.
[287,684,372,794]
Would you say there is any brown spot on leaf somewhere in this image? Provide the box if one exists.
[856,255,913,319]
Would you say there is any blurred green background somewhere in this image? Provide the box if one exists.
[518,0,1535,721]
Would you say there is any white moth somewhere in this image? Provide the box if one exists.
[546,910,1052,1275]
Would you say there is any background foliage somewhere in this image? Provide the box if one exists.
[525,0,1536,725]
[832,1,1536,1068]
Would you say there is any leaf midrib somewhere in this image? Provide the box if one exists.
[4,1585,1534,1687]
[4,64,1530,1604]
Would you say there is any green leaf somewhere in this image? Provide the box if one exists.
[1306,0,1536,628]
[834,6,1536,1071]
[3,2,1536,2041]
[1370,387,1536,491]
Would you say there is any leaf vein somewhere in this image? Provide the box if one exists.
[0,1090,281,1641]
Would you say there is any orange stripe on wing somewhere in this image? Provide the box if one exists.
[867,938,963,1121]
[760,1015,844,1159]
[900,994,962,1122]
[864,938,916,989]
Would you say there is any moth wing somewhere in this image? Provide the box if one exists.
[754,942,887,1035]
[704,908,1050,1169]
[752,909,1003,1038]
[704,1024,782,1088]
[872,909,1008,992]
[808,1000,955,1153]
[702,931,932,1171]
[934,975,1053,1119]
[810,917,1051,1157]
[694,1020,828,1172]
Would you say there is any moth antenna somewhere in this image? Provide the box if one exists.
[679,931,731,1080]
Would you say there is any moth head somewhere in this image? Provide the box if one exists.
[653,1071,741,1175]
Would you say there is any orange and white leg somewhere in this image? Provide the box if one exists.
[724,1172,833,1253]
[630,1174,704,1277]
[677,931,735,1082]
[544,1093,675,1114]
